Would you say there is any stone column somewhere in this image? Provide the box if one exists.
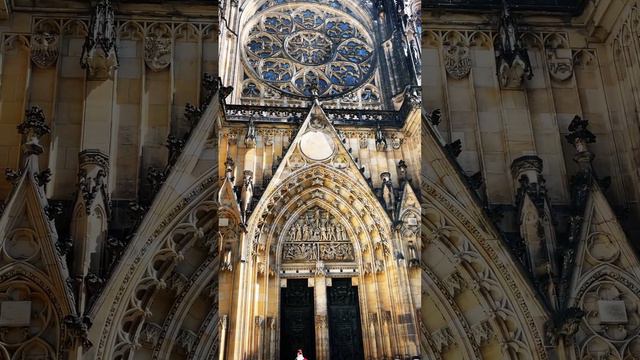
[511,155,559,310]
[219,315,228,360]
[313,265,330,360]
[255,316,264,360]
[70,150,110,319]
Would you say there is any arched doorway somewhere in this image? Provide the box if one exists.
[278,276,365,360]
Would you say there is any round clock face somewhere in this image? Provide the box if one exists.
[242,5,376,99]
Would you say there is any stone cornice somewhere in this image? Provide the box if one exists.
[10,0,218,18]
[423,0,627,44]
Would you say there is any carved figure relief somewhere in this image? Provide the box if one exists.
[282,207,354,262]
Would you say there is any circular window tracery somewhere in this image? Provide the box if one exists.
[242,5,377,99]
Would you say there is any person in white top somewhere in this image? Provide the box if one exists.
[295,349,308,360]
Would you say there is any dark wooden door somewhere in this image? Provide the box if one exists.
[281,279,316,360]
[328,278,364,360]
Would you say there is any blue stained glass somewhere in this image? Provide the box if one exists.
[263,71,278,81]
[245,5,376,98]
[249,43,261,52]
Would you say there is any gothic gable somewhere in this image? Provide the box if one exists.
[421,119,550,359]
[568,184,640,359]
[0,157,79,358]
[88,90,222,360]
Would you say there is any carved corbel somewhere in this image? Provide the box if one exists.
[544,307,585,345]
[18,106,51,156]
[63,315,93,350]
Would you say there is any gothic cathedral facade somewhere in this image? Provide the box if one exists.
[217,0,421,358]
[0,0,639,360]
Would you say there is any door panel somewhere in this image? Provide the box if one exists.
[281,279,316,360]
[328,278,364,360]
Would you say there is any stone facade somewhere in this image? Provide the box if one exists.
[0,0,639,359]
[218,0,421,358]
[422,1,640,359]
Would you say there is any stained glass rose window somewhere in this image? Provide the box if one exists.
[242,5,376,99]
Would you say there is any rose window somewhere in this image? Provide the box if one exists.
[242,5,376,99]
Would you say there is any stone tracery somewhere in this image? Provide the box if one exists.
[241,4,378,99]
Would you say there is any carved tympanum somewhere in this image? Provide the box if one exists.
[282,207,354,262]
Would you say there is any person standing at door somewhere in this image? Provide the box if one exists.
[296,349,308,360]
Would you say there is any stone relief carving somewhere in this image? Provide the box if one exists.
[444,45,472,80]
[282,207,354,262]
[144,35,172,72]
[30,32,59,68]
[140,322,162,347]
[547,48,573,81]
